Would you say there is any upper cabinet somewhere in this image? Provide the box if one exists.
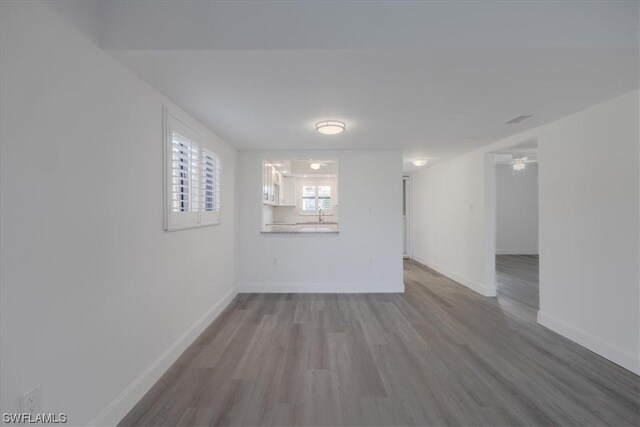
[262,160,282,206]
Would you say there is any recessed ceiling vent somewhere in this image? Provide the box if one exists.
[503,114,534,125]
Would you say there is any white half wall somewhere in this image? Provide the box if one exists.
[411,90,639,374]
[236,150,404,293]
[496,163,539,254]
[1,2,237,425]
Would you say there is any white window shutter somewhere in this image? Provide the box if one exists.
[164,107,221,230]
[171,133,200,213]
[201,149,221,212]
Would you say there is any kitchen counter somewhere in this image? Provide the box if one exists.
[261,223,339,234]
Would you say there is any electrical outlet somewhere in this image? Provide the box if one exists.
[21,386,42,414]
[272,257,278,266]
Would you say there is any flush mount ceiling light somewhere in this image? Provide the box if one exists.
[310,162,321,170]
[316,120,345,135]
[412,159,428,167]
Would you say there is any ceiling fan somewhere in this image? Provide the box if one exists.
[510,156,537,172]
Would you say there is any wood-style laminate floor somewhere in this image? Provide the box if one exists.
[495,255,540,323]
[120,257,639,426]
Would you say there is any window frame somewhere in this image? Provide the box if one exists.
[301,185,318,212]
[298,178,335,216]
[163,107,221,231]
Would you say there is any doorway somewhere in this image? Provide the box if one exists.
[493,143,539,321]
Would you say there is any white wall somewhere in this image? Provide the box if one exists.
[411,152,493,295]
[411,91,639,374]
[0,2,237,425]
[496,163,539,254]
[536,92,639,375]
[237,150,404,293]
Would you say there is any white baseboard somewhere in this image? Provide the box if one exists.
[237,282,405,293]
[495,249,539,255]
[537,310,639,375]
[411,254,496,297]
[90,287,238,426]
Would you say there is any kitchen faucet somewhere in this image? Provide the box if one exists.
[318,208,325,223]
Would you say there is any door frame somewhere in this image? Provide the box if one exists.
[484,137,540,295]
[403,174,412,258]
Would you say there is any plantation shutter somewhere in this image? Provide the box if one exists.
[201,149,221,212]
[164,108,221,230]
[171,132,200,213]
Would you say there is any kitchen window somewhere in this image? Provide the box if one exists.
[302,184,332,213]
[164,107,221,231]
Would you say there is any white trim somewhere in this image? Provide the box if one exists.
[537,310,640,375]
[411,254,497,297]
[481,139,540,301]
[495,249,539,255]
[483,153,497,297]
[162,106,170,231]
[89,288,238,426]
[403,175,412,257]
[164,220,221,232]
[238,282,404,293]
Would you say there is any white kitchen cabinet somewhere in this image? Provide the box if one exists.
[264,160,285,205]
[263,160,275,205]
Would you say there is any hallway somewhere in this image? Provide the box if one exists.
[120,259,638,426]
[496,254,540,322]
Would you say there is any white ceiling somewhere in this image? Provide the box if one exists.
[48,1,639,170]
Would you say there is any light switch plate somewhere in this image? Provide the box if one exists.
[21,386,42,414]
